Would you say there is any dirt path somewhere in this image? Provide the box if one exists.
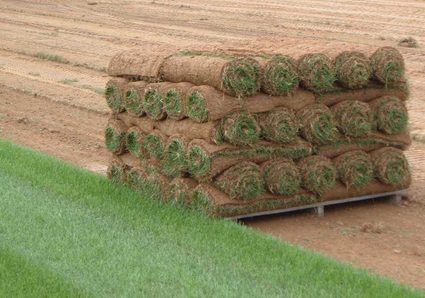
[0,0,424,290]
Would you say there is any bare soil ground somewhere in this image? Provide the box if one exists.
[0,0,424,290]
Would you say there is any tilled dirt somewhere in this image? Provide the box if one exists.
[0,0,424,290]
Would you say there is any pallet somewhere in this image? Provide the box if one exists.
[229,189,407,220]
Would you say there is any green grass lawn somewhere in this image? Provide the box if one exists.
[0,140,422,297]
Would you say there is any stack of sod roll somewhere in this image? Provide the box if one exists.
[105,47,411,217]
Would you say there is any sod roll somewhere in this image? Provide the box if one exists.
[317,131,412,158]
[298,53,336,93]
[161,135,188,177]
[124,81,148,117]
[142,130,167,160]
[334,150,373,189]
[107,157,128,184]
[297,104,337,145]
[186,85,315,123]
[261,158,301,196]
[165,178,198,207]
[371,147,410,186]
[105,77,127,113]
[221,112,261,146]
[187,138,313,179]
[370,96,408,135]
[107,48,174,79]
[299,155,336,194]
[332,100,372,137]
[127,167,169,200]
[261,55,299,96]
[143,83,169,120]
[215,161,265,200]
[125,126,146,159]
[163,82,194,120]
[334,51,371,89]
[370,47,405,86]
[161,51,261,97]
[105,119,127,155]
[257,107,299,144]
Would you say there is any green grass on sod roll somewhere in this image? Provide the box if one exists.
[105,85,124,112]
[0,140,422,297]
[187,90,209,122]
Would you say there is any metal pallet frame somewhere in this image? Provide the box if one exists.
[229,189,407,220]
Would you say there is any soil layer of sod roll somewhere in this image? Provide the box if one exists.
[334,51,371,89]
[334,150,374,189]
[371,147,410,186]
[332,100,372,137]
[163,82,194,120]
[257,107,299,143]
[107,157,128,184]
[299,155,336,195]
[215,161,265,200]
[261,158,301,195]
[187,138,313,180]
[221,112,261,146]
[261,55,299,96]
[105,77,127,113]
[161,51,261,97]
[370,47,405,86]
[125,126,146,159]
[297,103,337,145]
[105,118,127,155]
[124,81,148,117]
[161,135,188,177]
[298,53,336,93]
[370,96,408,135]
[143,83,170,120]
[165,178,198,207]
[142,130,167,159]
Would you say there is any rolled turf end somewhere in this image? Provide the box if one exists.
[373,96,408,135]
[161,136,187,177]
[297,104,337,145]
[334,150,374,189]
[222,112,261,146]
[107,158,127,183]
[371,147,410,186]
[334,51,372,89]
[127,168,168,201]
[299,155,336,195]
[104,119,127,154]
[164,88,184,119]
[190,185,215,215]
[370,47,405,86]
[259,107,299,143]
[125,127,145,159]
[142,132,165,159]
[143,87,165,120]
[222,57,260,97]
[261,158,301,195]
[105,80,125,113]
[332,100,372,137]
[124,87,144,117]
[298,53,336,94]
[187,90,209,123]
[215,161,265,200]
[262,55,299,96]
[166,178,195,207]
[187,144,211,177]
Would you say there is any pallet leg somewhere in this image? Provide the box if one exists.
[389,194,402,205]
[314,206,325,217]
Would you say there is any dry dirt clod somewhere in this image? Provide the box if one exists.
[360,222,385,234]
[398,37,419,48]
